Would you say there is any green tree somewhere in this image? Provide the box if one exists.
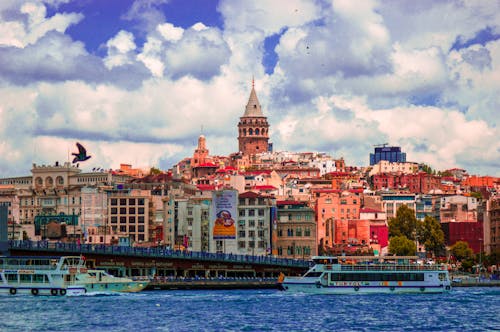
[470,192,482,200]
[418,216,445,257]
[420,164,433,174]
[388,205,418,240]
[389,235,417,256]
[149,167,162,175]
[450,241,473,261]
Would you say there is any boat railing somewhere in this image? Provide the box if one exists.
[0,263,58,271]
[340,264,447,272]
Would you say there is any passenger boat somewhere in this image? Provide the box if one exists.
[279,256,451,294]
[0,256,149,296]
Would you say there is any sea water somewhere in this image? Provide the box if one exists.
[0,288,499,331]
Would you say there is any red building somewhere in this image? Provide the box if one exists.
[441,221,484,253]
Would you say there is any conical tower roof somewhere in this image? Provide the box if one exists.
[243,79,263,117]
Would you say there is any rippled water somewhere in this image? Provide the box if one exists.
[1,288,499,331]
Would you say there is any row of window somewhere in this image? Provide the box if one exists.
[328,273,425,282]
[110,198,145,206]
[2,274,49,283]
[238,230,265,238]
[238,209,266,217]
[277,228,312,237]
[276,246,312,256]
[110,216,145,224]
[239,198,268,205]
[237,240,266,249]
[110,207,145,214]
[238,219,265,228]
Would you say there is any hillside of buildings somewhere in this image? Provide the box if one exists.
[1,85,499,272]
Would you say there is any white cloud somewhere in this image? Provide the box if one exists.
[0,0,499,178]
[104,30,137,69]
[157,22,184,42]
[0,1,82,48]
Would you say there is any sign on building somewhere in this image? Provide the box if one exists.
[211,190,237,240]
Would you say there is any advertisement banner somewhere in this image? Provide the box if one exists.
[212,190,237,239]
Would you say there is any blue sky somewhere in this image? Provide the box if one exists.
[0,0,499,177]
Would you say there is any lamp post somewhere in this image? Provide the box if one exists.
[479,237,483,276]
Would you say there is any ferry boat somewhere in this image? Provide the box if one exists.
[0,256,149,296]
[279,256,451,294]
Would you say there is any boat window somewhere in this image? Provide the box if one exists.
[33,274,49,283]
[304,272,323,278]
[6,274,18,282]
[330,273,425,282]
[20,274,32,283]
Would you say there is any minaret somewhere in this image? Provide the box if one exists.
[237,79,270,155]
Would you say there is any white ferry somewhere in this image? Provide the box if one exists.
[0,256,149,296]
[279,256,451,294]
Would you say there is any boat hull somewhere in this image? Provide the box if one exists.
[281,280,451,294]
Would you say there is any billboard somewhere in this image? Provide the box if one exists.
[212,190,237,240]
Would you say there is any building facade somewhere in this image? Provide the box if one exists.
[370,145,406,166]
[275,200,316,259]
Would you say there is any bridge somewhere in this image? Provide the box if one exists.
[7,241,309,281]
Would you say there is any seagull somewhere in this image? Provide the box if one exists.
[72,142,91,163]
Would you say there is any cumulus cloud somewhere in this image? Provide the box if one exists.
[0,1,82,48]
[137,22,230,79]
[0,0,499,178]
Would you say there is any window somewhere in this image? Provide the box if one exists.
[239,230,246,238]
[129,225,136,232]
[129,207,136,214]
[138,216,144,223]
[129,216,136,223]
[138,198,145,205]
[238,220,245,227]
[111,216,117,224]
[120,207,126,214]
[249,230,255,238]
[238,241,246,249]
[239,210,245,217]
[239,198,246,205]
[119,226,126,232]
[129,199,136,205]
[249,220,255,227]
[120,216,126,224]
[111,208,117,214]
[248,209,255,216]
[138,207,145,214]
[296,228,302,236]
[287,228,294,236]
[305,228,311,237]
[138,225,145,232]
[258,209,265,216]
[120,199,127,205]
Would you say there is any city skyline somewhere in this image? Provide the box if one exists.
[0,0,499,178]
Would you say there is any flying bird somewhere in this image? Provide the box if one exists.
[72,142,91,163]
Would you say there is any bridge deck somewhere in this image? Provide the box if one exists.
[8,241,309,269]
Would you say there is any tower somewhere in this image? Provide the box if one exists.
[237,80,270,155]
[192,135,209,167]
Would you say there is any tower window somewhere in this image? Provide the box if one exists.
[254,105,256,108]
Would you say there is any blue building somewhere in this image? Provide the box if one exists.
[370,145,406,165]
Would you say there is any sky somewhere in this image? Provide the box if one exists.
[0,0,499,178]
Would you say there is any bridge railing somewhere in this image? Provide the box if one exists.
[8,240,309,268]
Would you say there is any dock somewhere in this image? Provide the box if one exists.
[146,277,280,290]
